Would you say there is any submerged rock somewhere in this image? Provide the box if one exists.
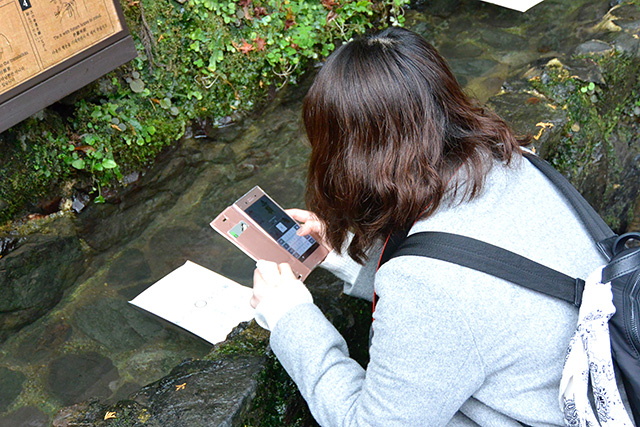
[48,352,119,406]
[0,216,85,342]
[0,367,26,413]
[0,406,49,427]
[54,269,369,426]
[72,298,165,352]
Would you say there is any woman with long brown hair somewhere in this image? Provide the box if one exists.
[250,27,609,425]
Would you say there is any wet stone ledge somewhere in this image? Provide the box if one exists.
[52,269,371,427]
[0,215,86,343]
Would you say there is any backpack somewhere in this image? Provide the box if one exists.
[378,152,640,425]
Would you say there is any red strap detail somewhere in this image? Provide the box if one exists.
[371,168,460,318]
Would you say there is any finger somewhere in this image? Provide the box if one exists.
[277,262,296,280]
[256,259,281,284]
[286,208,314,223]
[296,222,315,236]
[250,294,260,309]
[253,267,265,285]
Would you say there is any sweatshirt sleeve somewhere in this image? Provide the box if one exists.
[269,257,486,426]
[319,234,383,303]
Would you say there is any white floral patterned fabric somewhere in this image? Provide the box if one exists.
[559,266,634,426]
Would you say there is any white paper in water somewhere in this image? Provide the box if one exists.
[478,0,544,12]
[129,261,255,345]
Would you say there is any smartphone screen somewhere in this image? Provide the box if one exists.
[244,195,320,262]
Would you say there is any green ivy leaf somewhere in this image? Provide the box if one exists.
[71,159,85,170]
[102,159,118,169]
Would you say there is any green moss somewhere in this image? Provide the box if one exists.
[0,0,409,224]
[204,321,270,360]
[530,52,640,172]
[529,50,640,231]
[242,352,311,427]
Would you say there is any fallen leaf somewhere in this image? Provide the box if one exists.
[73,145,96,153]
[284,18,296,30]
[253,36,266,51]
[104,411,116,420]
[533,122,554,140]
[322,0,337,9]
[254,6,267,17]
[243,4,253,21]
[526,97,540,105]
[232,39,254,55]
[175,383,186,391]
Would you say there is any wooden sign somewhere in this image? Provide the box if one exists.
[0,0,136,133]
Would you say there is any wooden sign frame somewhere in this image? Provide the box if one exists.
[0,0,137,133]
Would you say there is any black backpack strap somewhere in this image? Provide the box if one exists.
[381,231,585,307]
[523,152,616,256]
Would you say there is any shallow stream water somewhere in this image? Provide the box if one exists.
[0,0,616,424]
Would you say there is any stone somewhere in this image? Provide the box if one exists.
[134,356,266,426]
[608,31,640,56]
[0,237,18,257]
[0,406,49,427]
[488,89,568,155]
[71,192,91,213]
[438,41,484,60]
[52,269,369,426]
[0,367,26,412]
[478,27,527,52]
[611,3,640,23]
[574,40,614,56]
[412,0,461,18]
[562,57,606,85]
[72,298,164,352]
[105,248,151,288]
[447,58,499,79]
[47,352,119,406]
[14,320,72,364]
[0,222,84,342]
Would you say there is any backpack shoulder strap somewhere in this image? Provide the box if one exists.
[381,231,585,306]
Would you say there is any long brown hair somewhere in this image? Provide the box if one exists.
[303,27,527,263]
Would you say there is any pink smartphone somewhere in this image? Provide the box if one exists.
[210,186,330,280]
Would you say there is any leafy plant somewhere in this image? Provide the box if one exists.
[0,0,408,222]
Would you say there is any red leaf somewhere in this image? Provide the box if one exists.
[253,36,267,51]
[74,145,96,153]
[284,18,296,30]
[232,39,254,55]
[322,0,337,10]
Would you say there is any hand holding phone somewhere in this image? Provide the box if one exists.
[210,187,330,280]
[285,209,331,251]
[251,260,313,330]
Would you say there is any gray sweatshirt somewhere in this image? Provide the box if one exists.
[269,156,612,425]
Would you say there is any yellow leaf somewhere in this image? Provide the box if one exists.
[175,382,186,391]
[104,411,117,420]
[533,122,554,141]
